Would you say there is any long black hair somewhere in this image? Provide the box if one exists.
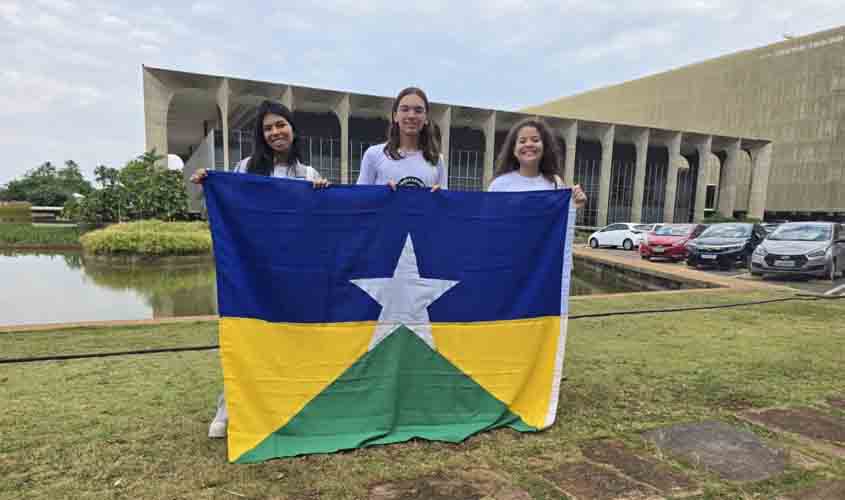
[383,87,440,166]
[246,100,304,176]
[494,118,562,185]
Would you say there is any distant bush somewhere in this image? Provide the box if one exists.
[70,150,189,224]
[3,161,93,206]
[0,223,83,247]
[704,213,762,224]
[0,202,31,224]
[80,220,211,256]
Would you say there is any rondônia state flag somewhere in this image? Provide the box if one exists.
[203,172,574,463]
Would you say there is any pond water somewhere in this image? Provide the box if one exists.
[0,251,645,327]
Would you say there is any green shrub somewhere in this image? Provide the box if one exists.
[76,151,189,224]
[80,220,212,256]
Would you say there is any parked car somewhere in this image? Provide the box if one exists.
[640,223,707,262]
[588,223,654,250]
[686,222,766,269]
[761,222,784,235]
[750,222,845,281]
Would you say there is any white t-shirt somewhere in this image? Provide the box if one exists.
[487,171,560,192]
[234,157,322,181]
[356,143,447,188]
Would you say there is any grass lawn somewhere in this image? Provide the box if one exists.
[1,290,844,499]
[0,224,83,247]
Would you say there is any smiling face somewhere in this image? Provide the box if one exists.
[262,112,293,154]
[394,93,427,137]
[513,125,544,166]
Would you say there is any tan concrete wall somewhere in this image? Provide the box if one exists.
[526,26,845,213]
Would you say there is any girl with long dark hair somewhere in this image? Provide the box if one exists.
[356,87,445,191]
[190,100,327,186]
[488,118,586,207]
[190,100,327,439]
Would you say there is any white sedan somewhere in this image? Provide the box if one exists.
[588,223,656,251]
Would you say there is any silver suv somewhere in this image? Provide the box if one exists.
[749,222,845,281]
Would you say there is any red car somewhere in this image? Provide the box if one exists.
[640,224,706,261]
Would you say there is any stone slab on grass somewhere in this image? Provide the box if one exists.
[642,421,788,482]
[543,461,661,500]
[581,439,699,496]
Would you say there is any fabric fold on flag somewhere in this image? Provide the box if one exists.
[203,171,573,463]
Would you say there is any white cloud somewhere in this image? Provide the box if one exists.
[0,70,103,114]
[190,1,223,16]
[2,0,845,185]
[129,29,164,45]
[101,14,129,27]
[34,0,75,12]
[568,26,678,64]
[0,2,22,25]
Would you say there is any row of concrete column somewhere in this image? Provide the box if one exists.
[145,73,772,225]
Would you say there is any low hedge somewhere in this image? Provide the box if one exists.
[80,220,212,256]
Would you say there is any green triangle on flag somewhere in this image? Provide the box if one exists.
[235,325,534,463]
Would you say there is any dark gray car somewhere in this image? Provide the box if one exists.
[749,222,845,281]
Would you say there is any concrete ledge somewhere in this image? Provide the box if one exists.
[0,315,218,334]
[574,247,788,292]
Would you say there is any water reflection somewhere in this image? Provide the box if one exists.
[0,251,641,326]
[0,250,217,326]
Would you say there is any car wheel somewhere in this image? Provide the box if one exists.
[830,258,838,282]
[622,239,634,251]
[686,259,696,268]
[749,261,763,277]
[589,238,599,249]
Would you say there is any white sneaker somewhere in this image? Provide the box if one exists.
[208,419,227,439]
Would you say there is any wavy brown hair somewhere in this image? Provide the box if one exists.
[383,87,440,166]
[494,118,562,185]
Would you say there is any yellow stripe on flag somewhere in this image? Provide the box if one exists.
[432,316,560,429]
[219,317,375,462]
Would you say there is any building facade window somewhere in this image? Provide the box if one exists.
[448,149,483,191]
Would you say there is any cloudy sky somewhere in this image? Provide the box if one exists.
[2,0,845,185]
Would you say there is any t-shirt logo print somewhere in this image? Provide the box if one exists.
[397,176,426,188]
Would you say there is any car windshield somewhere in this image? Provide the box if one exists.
[700,224,751,238]
[768,224,831,242]
[654,225,693,236]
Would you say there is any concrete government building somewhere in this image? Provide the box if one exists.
[145,26,845,225]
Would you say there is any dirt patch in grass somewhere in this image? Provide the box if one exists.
[369,469,530,500]
[580,439,698,495]
[543,461,659,499]
[827,397,845,410]
[779,479,845,500]
[742,408,845,444]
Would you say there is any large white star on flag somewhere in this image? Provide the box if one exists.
[351,234,460,351]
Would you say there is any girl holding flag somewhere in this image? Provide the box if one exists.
[190,99,327,439]
[488,117,586,206]
[356,86,445,191]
